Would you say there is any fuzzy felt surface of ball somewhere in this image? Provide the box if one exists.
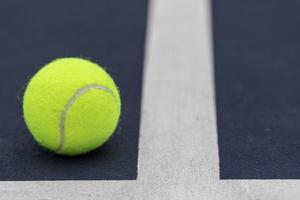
[23,57,121,156]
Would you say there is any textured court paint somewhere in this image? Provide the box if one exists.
[57,84,116,152]
[213,0,300,179]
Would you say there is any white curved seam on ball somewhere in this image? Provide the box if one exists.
[56,83,117,152]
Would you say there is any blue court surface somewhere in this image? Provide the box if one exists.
[1,0,300,199]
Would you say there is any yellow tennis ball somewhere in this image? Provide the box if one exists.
[23,57,121,156]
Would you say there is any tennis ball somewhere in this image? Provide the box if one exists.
[23,57,121,156]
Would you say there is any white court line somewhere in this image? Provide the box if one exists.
[137,0,220,198]
[1,0,300,199]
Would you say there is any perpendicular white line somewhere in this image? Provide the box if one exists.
[137,0,220,197]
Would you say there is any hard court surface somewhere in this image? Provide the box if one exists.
[1,0,300,199]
